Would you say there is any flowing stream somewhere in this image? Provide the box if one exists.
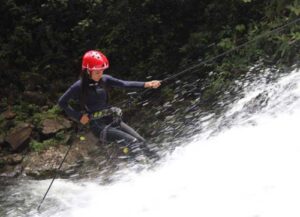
[1,66,300,217]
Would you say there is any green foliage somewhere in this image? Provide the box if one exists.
[202,72,231,102]
[2,0,299,157]
[11,103,62,127]
[55,130,66,141]
[235,24,246,33]
[29,130,66,152]
[29,140,45,152]
[0,98,8,108]
[46,105,62,116]
[291,31,300,41]
[286,2,300,15]
[29,139,56,152]
[1,0,299,106]
[32,105,62,127]
[13,103,40,122]
[218,38,234,50]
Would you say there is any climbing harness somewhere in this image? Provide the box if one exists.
[89,106,123,145]
[89,107,122,121]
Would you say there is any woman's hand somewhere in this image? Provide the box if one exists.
[144,80,161,89]
[80,114,90,125]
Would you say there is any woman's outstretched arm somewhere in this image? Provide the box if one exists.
[103,74,161,89]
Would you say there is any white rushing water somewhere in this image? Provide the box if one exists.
[9,68,300,217]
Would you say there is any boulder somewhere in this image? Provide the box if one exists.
[22,132,99,179]
[2,109,16,120]
[0,154,23,165]
[42,118,72,135]
[0,165,23,178]
[5,123,33,151]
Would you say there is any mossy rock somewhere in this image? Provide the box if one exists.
[41,118,72,135]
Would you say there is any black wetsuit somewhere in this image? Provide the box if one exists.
[58,74,146,150]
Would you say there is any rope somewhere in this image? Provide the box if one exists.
[162,17,300,83]
[114,17,300,107]
[37,143,72,211]
[37,125,82,211]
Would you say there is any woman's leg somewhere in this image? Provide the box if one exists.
[117,121,146,142]
[117,121,159,160]
[90,119,137,146]
[90,119,158,159]
[106,126,138,147]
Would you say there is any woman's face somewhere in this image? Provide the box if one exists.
[90,69,104,81]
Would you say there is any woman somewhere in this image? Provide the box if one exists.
[58,50,161,159]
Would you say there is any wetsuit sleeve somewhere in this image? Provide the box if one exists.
[104,75,145,88]
[58,84,83,122]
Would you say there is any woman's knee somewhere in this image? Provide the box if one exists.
[119,121,146,142]
[106,127,137,144]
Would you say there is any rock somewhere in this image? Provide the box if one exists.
[0,165,23,178]
[22,132,99,179]
[2,110,16,120]
[42,118,72,135]
[41,105,49,111]
[23,91,47,105]
[0,154,23,165]
[5,123,33,151]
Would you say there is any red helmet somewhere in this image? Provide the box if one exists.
[82,50,109,71]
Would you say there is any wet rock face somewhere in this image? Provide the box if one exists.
[0,165,23,178]
[2,110,16,120]
[42,118,72,135]
[5,123,33,151]
[22,132,100,179]
[0,154,24,178]
[0,154,23,165]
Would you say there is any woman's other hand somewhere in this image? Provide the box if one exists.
[80,114,90,125]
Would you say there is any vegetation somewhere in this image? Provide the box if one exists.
[1,1,299,96]
[0,0,300,152]
[29,131,66,152]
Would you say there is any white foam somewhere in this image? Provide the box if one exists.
[24,69,300,217]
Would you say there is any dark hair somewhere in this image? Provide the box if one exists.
[79,69,109,111]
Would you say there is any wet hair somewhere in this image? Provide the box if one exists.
[79,69,109,111]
